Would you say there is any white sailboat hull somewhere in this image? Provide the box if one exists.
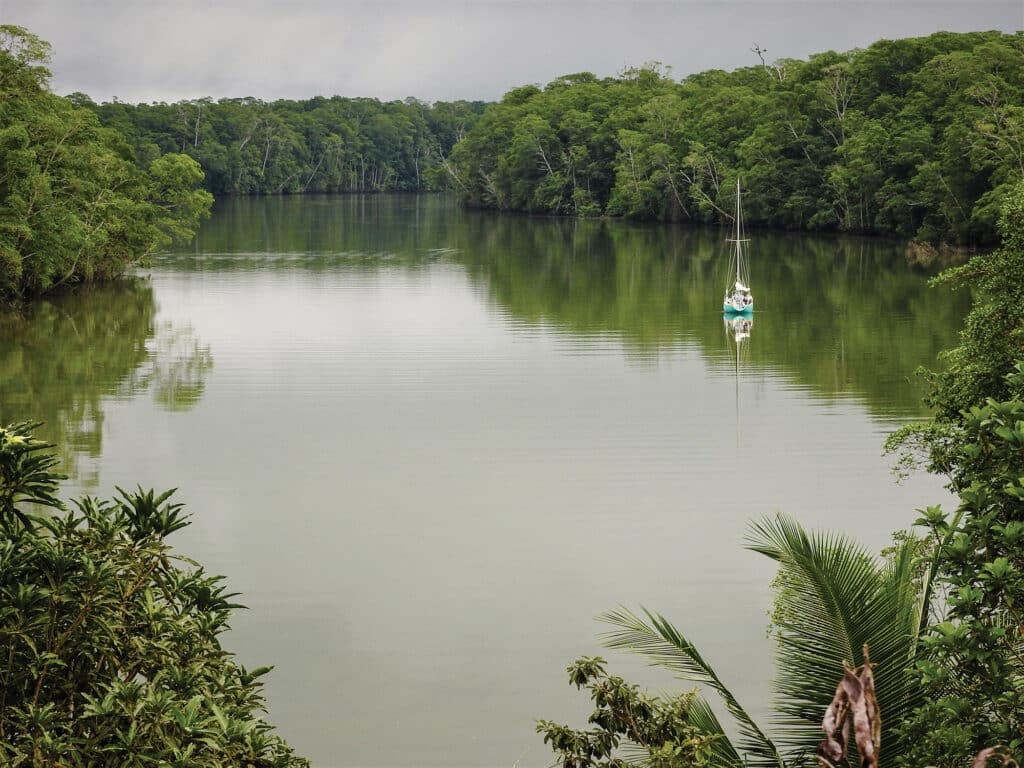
[723,297,753,314]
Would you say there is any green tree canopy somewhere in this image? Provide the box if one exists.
[450,32,1024,245]
[0,26,212,299]
[85,93,487,197]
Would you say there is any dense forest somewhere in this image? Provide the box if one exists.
[4,27,1023,301]
[79,94,487,196]
[0,24,486,299]
[78,31,1023,246]
[0,26,212,298]
[448,31,1024,244]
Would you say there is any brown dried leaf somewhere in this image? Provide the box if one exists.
[840,665,878,768]
[817,677,851,768]
[860,645,881,764]
[972,747,1018,768]
[817,648,881,768]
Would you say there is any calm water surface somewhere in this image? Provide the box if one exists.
[0,195,969,767]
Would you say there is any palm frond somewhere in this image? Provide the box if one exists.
[746,514,927,761]
[614,741,657,768]
[600,606,785,768]
[685,697,745,768]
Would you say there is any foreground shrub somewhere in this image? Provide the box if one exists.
[0,422,307,766]
[537,656,717,768]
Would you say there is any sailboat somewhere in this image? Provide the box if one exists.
[722,179,753,315]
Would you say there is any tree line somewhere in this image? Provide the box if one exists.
[77,30,1024,248]
[448,31,1024,245]
[0,24,486,300]
[4,25,1022,301]
[78,93,487,197]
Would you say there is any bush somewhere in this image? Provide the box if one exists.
[0,422,307,767]
[537,656,717,768]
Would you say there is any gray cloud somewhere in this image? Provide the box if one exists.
[2,0,1021,103]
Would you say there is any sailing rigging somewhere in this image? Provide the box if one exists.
[723,179,753,315]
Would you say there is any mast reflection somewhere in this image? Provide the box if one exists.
[724,315,753,445]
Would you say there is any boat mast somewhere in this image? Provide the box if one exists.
[735,178,742,286]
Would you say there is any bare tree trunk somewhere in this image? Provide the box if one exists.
[625,145,640,195]
[261,137,272,177]
[303,153,326,192]
[822,65,852,146]
[235,134,252,188]
[479,169,503,208]
[437,150,469,193]
[535,135,555,176]
[278,172,298,193]
[660,161,689,216]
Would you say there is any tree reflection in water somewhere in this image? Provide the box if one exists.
[0,278,212,486]
[174,194,971,419]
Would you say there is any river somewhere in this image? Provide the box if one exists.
[0,194,968,767]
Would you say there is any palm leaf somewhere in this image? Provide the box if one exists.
[746,514,927,763]
[686,696,746,768]
[600,606,785,768]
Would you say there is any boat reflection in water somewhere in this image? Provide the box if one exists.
[725,315,753,344]
[724,314,753,445]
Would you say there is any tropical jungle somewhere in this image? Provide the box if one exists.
[2,20,1024,768]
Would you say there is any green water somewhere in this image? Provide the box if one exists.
[0,194,968,767]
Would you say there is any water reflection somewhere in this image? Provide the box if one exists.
[132,324,214,412]
[0,279,212,484]
[167,195,969,420]
[725,315,753,344]
[0,196,965,485]
[453,213,968,417]
[170,194,463,270]
[724,315,755,447]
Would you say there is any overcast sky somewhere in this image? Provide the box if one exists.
[2,0,1021,104]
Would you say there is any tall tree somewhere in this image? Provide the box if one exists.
[0,26,213,299]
